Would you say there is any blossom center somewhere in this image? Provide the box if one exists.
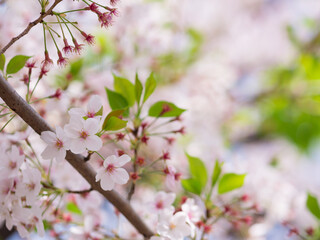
[86,112,95,118]
[169,223,176,230]
[9,161,17,170]
[33,216,39,223]
[80,130,89,139]
[55,139,63,149]
[106,164,115,173]
[27,182,36,191]
[155,200,164,209]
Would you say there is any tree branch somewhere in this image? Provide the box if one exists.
[0,0,63,55]
[0,74,154,238]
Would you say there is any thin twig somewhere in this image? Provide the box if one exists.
[0,0,63,55]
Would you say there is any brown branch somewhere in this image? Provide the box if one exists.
[0,0,63,55]
[0,74,154,238]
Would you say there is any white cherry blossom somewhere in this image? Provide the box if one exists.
[95,154,130,191]
[150,237,170,240]
[157,209,192,240]
[181,198,203,223]
[0,178,14,202]
[0,145,24,179]
[0,200,14,231]
[70,215,103,240]
[150,191,176,213]
[164,165,180,191]
[64,117,102,154]
[13,205,45,239]
[16,167,42,205]
[41,126,70,162]
[69,95,102,120]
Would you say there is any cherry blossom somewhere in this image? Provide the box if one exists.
[13,204,45,239]
[69,95,103,120]
[181,198,203,223]
[0,200,15,231]
[164,165,181,191]
[156,209,192,240]
[0,145,24,179]
[150,191,176,213]
[70,215,103,240]
[95,154,130,191]
[41,126,70,162]
[15,167,42,206]
[64,117,102,154]
[150,237,170,240]
[0,178,14,201]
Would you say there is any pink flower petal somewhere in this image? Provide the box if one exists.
[100,174,114,191]
[84,118,100,135]
[111,168,129,185]
[40,131,56,144]
[114,154,131,167]
[104,155,117,167]
[41,146,59,160]
[87,95,102,114]
[85,135,102,151]
[70,140,86,154]
[69,108,86,118]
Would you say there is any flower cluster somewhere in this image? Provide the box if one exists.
[0,146,44,239]
[39,0,120,68]
[41,94,130,192]
[148,192,204,240]
[41,95,103,157]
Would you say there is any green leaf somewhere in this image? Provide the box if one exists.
[181,178,202,195]
[6,55,31,74]
[218,173,246,194]
[102,109,127,131]
[306,192,320,220]
[96,106,103,116]
[135,73,143,104]
[103,116,127,131]
[66,202,82,215]
[211,160,222,188]
[143,72,157,103]
[69,58,83,78]
[148,101,186,118]
[113,74,136,107]
[186,153,207,189]
[42,220,51,231]
[103,109,124,125]
[0,54,5,72]
[105,87,128,111]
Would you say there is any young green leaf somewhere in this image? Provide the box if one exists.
[103,116,127,131]
[66,202,82,215]
[69,58,83,78]
[6,55,31,74]
[105,87,128,110]
[185,153,208,189]
[148,101,186,118]
[143,72,157,103]
[102,109,125,130]
[113,74,136,107]
[42,220,52,231]
[181,178,202,195]
[211,160,222,188]
[95,106,103,117]
[135,73,143,104]
[0,54,5,72]
[104,109,124,123]
[218,173,246,194]
[306,192,320,220]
